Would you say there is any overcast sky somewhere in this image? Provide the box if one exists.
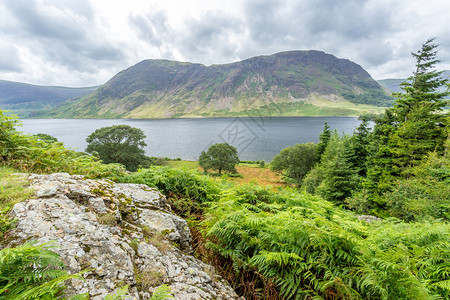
[1,0,449,87]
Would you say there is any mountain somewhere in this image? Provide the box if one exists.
[39,50,393,119]
[0,80,98,117]
[377,70,450,93]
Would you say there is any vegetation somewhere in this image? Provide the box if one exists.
[0,111,125,179]
[122,166,450,300]
[0,166,33,233]
[0,38,448,300]
[271,142,319,185]
[85,125,151,171]
[0,241,84,299]
[199,143,240,174]
[0,80,97,118]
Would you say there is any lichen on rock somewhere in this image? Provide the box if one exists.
[1,173,239,300]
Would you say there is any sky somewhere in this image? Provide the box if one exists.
[0,0,449,87]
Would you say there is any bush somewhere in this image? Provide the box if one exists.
[120,167,450,299]
[0,111,126,180]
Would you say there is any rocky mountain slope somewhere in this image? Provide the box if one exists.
[0,80,98,117]
[40,51,392,119]
[1,173,239,299]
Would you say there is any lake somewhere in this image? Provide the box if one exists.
[19,117,363,161]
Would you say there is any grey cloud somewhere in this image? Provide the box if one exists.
[129,10,244,63]
[4,0,86,40]
[182,12,243,59]
[129,11,170,48]
[243,0,397,45]
[2,0,126,73]
[300,0,397,38]
[0,46,23,72]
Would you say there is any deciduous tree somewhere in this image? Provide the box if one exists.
[271,142,318,185]
[86,125,149,171]
[199,143,239,174]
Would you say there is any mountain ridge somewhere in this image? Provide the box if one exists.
[0,80,98,117]
[38,50,392,118]
[377,70,450,93]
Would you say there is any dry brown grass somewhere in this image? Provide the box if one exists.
[228,165,288,187]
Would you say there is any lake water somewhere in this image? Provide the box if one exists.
[19,117,362,161]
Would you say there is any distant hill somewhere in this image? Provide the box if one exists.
[377,70,450,93]
[39,50,392,119]
[0,80,99,117]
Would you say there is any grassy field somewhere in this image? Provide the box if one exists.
[230,165,287,187]
[166,160,199,170]
[167,160,287,187]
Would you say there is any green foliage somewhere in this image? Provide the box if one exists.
[346,39,450,217]
[271,142,318,186]
[317,122,331,158]
[86,125,151,172]
[369,38,449,180]
[302,134,345,191]
[0,111,126,179]
[120,167,222,218]
[33,133,58,144]
[0,166,33,233]
[128,167,449,299]
[149,285,174,300]
[0,241,83,300]
[0,110,20,161]
[382,153,449,221]
[199,143,239,174]
[103,286,129,300]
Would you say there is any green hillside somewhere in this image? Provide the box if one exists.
[39,51,392,119]
[0,80,98,117]
[378,70,450,93]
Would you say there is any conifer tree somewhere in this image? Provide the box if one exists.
[317,120,371,204]
[370,38,449,178]
[317,122,331,158]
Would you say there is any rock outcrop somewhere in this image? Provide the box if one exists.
[1,173,239,300]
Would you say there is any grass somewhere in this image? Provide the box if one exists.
[229,165,287,187]
[45,92,387,119]
[0,166,33,233]
[166,160,287,187]
[166,160,199,170]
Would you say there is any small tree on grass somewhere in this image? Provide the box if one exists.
[199,143,239,174]
[86,125,150,171]
[271,142,319,186]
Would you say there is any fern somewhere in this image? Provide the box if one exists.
[103,285,129,300]
[0,241,84,300]
[116,166,450,299]
[149,285,174,300]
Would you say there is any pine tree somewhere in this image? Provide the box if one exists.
[347,117,370,176]
[317,122,331,158]
[318,141,361,205]
[371,38,449,178]
[394,38,448,123]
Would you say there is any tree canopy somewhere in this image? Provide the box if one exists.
[199,143,239,174]
[369,38,449,181]
[85,125,150,171]
[271,142,318,185]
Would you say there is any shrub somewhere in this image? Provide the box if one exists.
[0,110,126,180]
